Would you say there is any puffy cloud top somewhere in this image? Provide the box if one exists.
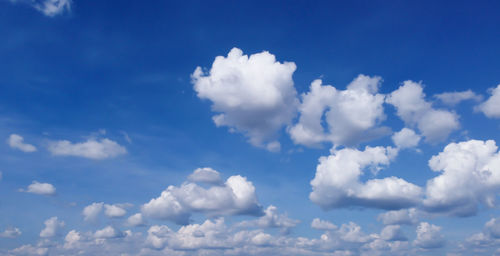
[23,181,56,196]
[476,84,500,118]
[7,134,37,152]
[192,47,298,151]
[48,138,126,159]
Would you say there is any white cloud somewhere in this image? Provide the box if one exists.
[392,128,421,149]
[126,213,146,227]
[104,204,127,218]
[289,76,388,148]
[309,146,422,210]
[476,84,500,118]
[386,81,459,143]
[377,208,419,226]
[9,244,48,256]
[7,134,37,152]
[434,90,482,106]
[64,230,81,249]
[380,225,407,241]
[22,181,56,196]
[10,0,71,17]
[40,217,64,238]
[413,222,445,249]
[94,226,123,239]
[0,227,22,238]
[192,47,298,151]
[187,167,223,185]
[423,140,500,216]
[48,138,126,159]
[82,202,103,222]
[238,205,299,233]
[311,218,338,230]
[142,168,262,224]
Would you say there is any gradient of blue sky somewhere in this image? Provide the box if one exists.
[1,0,500,255]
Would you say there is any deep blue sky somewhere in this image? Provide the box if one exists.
[1,1,500,255]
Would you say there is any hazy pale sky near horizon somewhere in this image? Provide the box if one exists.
[2,0,500,255]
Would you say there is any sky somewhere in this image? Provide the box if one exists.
[1,0,500,255]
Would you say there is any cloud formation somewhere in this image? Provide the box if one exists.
[192,48,298,151]
[40,217,64,238]
[310,146,422,210]
[7,134,37,152]
[289,76,388,148]
[413,222,445,249]
[21,181,56,196]
[434,89,482,106]
[48,138,126,159]
[386,81,459,143]
[0,227,22,238]
[476,84,500,118]
[142,168,263,224]
[10,0,71,17]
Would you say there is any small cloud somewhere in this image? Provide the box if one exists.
[0,227,22,238]
[7,134,37,153]
[20,181,56,196]
[10,0,72,17]
[48,138,126,160]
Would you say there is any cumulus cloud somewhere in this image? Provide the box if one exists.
[476,84,500,118]
[413,222,445,249]
[237,205,299,233]
[380,225,407,241]
[392,128,421,149]
[9,0,71,17]
[309,146,422,210]
[289,76,388,148]
[0,227,22,238]
[377,208,419,226]
[94,226,123,239]
[142,168,262,224]
[104,204,127,218]
[423,140,500,216]
[7,134,37,152]
[126,213,146,227]
[63,230,81,249]
[48,138,126,159]
[21,181,56,196]
[434,90,482,106]
[187,167,223,185]
[386,81,459,143]
[192,47,298,151]
[311,218,338,230]
[40,217,64,238]
[82,202,103,222]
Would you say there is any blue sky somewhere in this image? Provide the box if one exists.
[2,0,500,255]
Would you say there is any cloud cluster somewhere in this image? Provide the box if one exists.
[289,76,388,148]
[142,168,263,224]
[386,81,459,143]
[309,146,422,210]
[192,48,298,151]
[424,139,500,216]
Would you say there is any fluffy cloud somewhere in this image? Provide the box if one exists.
[7,134,37,152]
[9,0,71,17]
[192,48,298,151]
[48,138,126,159]
[39,217,64,238]
[0,227,22,238]
[309,146,422,210]
[21,181,56,196]
[237,205,299,233]
[476,84,500,118]
[434,89,482,106]
[82,202,103,222]
[413,222,445,249]
[104,204,127,218]
[391,128,421,149]
[377,208,419,226]
[311,218,338,231]
[142,168,262,224]
[187,167,223,185]
[289,76,388,148]
[94,226,123,239]
[126,213,146,227]
[386,81,459,143]
[423,140,500,216]
[380,225,407,241]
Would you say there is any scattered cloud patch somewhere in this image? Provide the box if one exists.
[142,168,263,225]
[82,202,104,222]
[9,0,71,17]
[434,90,482,106]
[192,47,298,151]
[386,81,459,143]
[48,138,126,159]
[39,217,64,238]
[392,128,421,149]
[476,84,500,118]
[21,181,56,196]
[7,134,37,152]
[104,204,127,218]
[413,222,445,249]
[311,218,338,230]
[310,146,422,210]
[126,213,146,227]
[0,227,22,238]
[377,208,419,226]
[289,75,388,148]
[187,167,223,185]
